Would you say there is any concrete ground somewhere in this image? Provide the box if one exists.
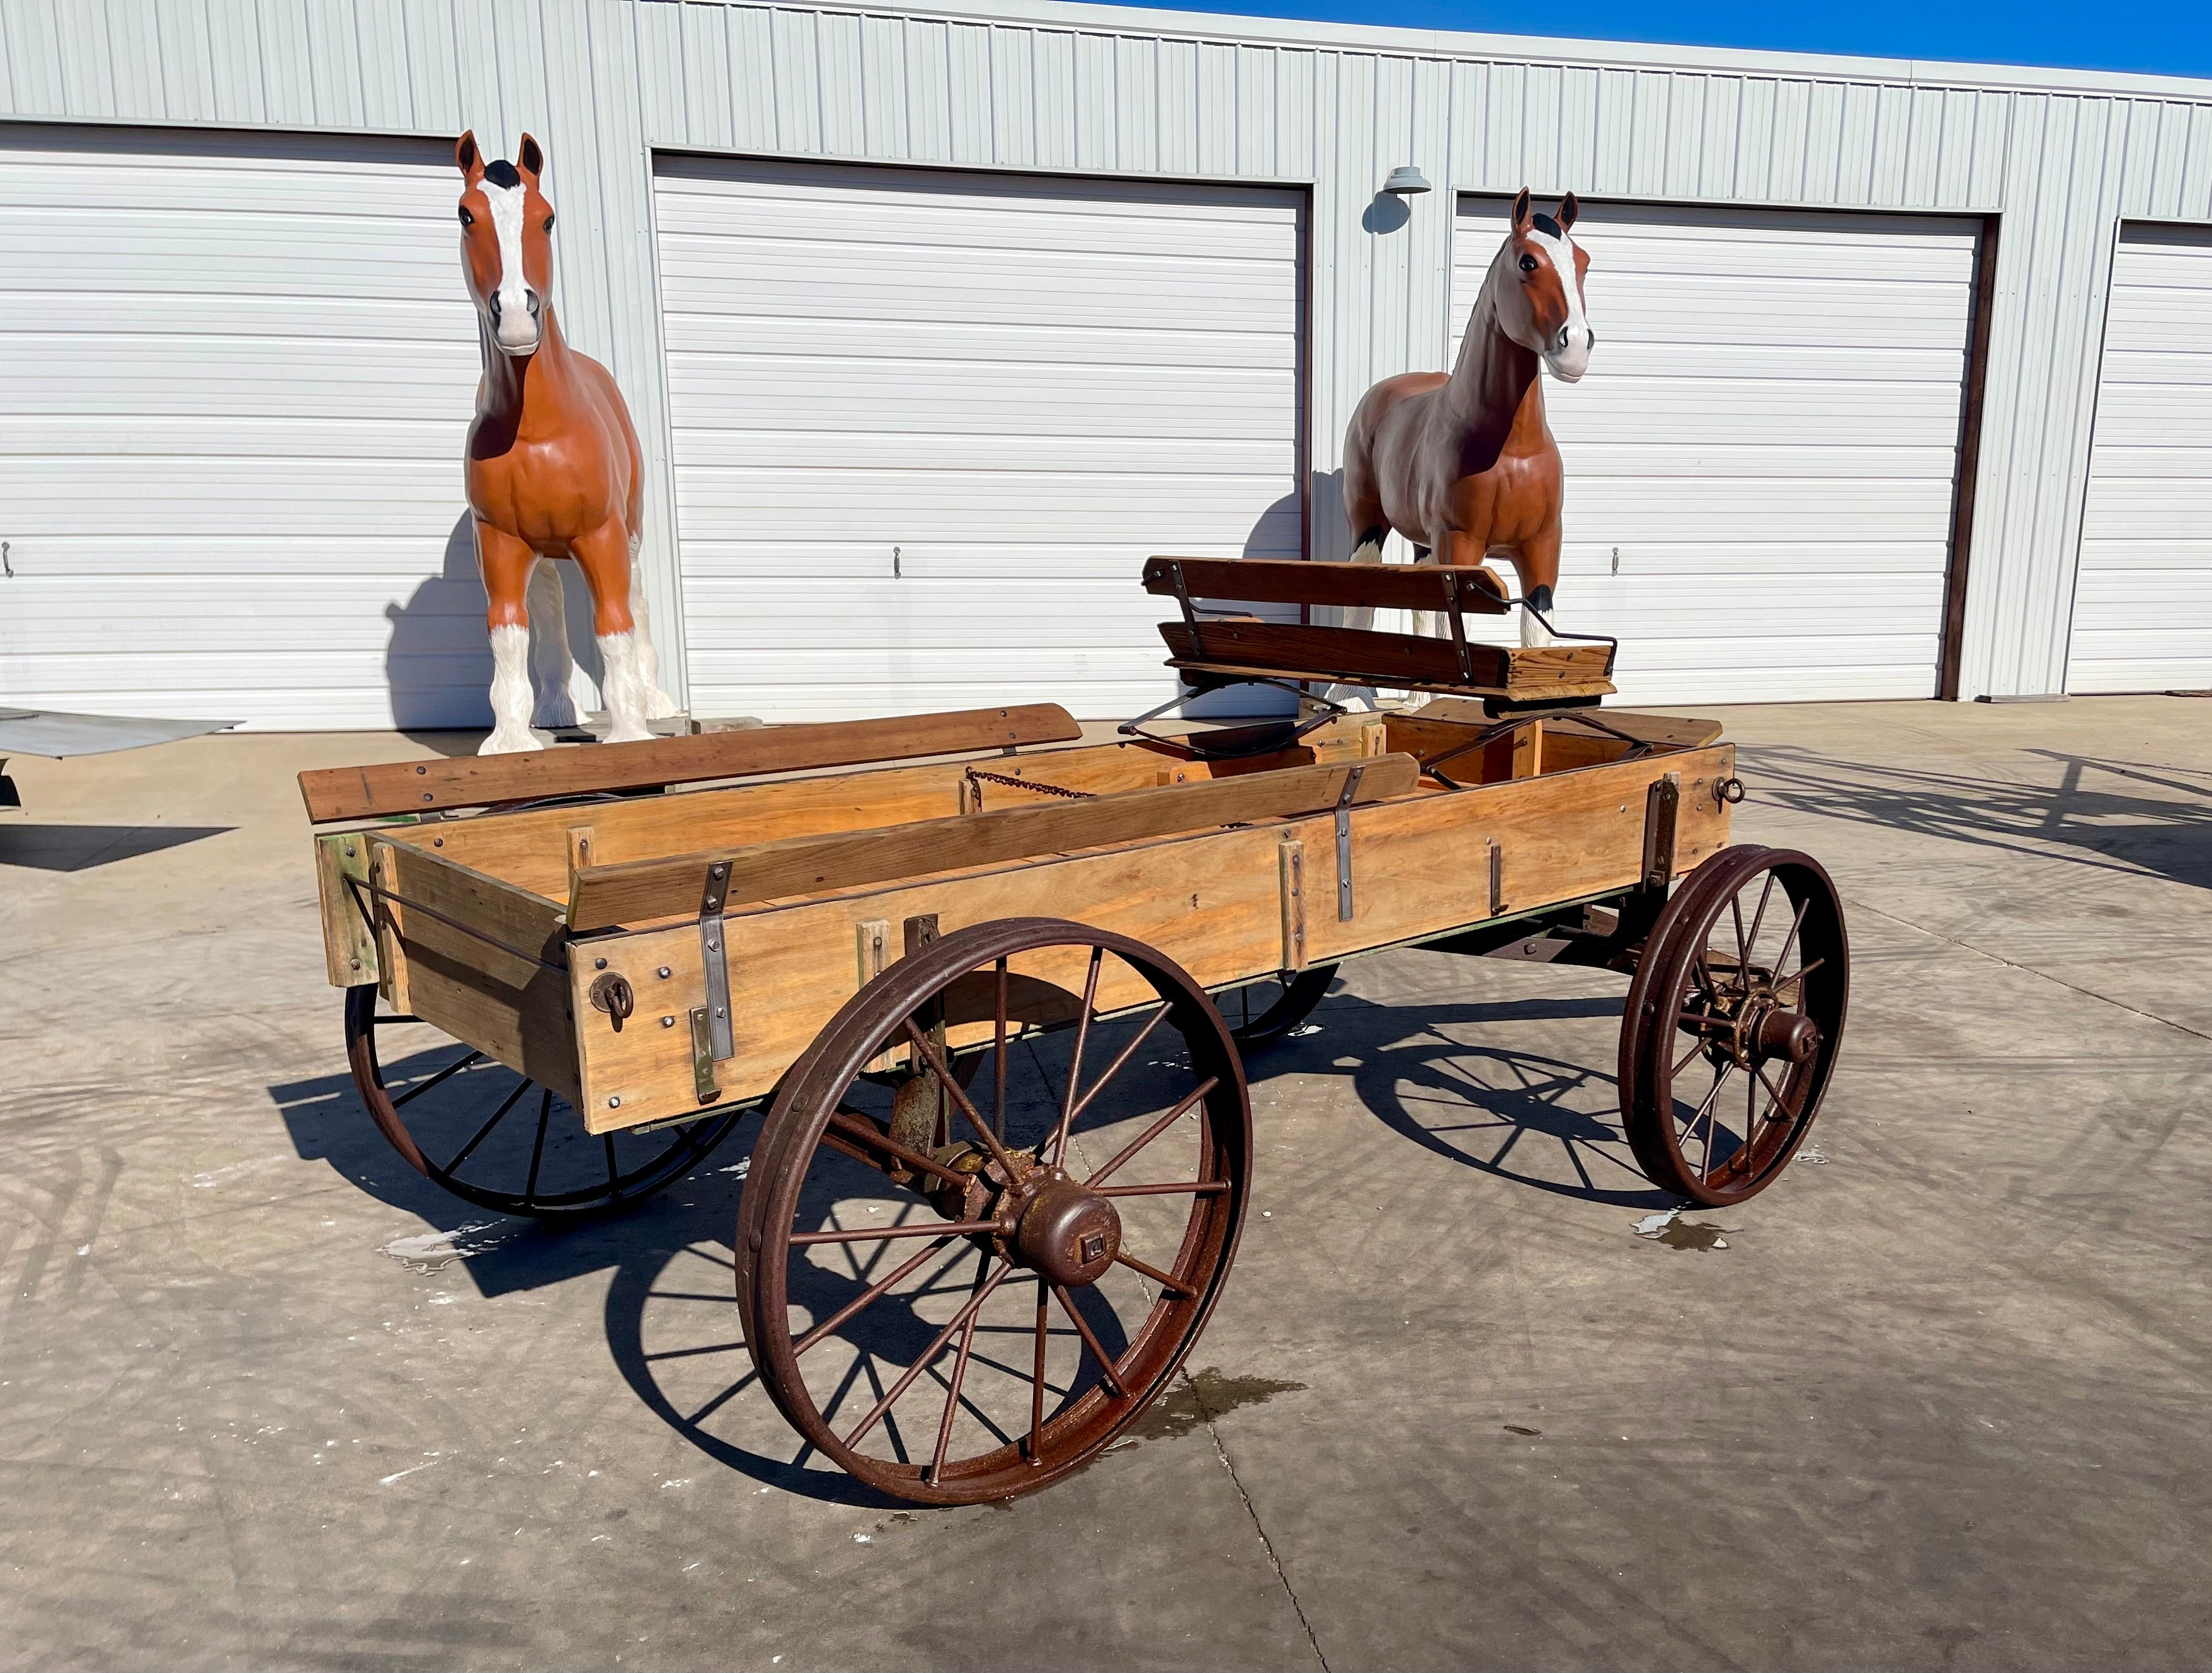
[3,696,2208,1672]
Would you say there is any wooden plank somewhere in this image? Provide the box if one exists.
[1419,700,1724,751]
[1144,555,1510,615]
[573,820,1298,1127]
[314,831,380,988]
[297,703,1084,822]
[1159,620,1614,698]
[570,745,1735,1131]
[567,754,1425,931]
[376,840,580,1103]
[401,725,1385,905]
[1304,746,1737,962]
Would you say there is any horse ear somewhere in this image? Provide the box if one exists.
[455,130,482,181]
[516,133,545,185]
[1511,187,1532,231]
[1558,192,1580,232]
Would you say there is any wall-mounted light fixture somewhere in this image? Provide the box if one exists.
[1381,165,1432,196]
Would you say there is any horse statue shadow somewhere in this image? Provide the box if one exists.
[380,511,605,742]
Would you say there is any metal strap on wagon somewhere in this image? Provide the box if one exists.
[342,873,571,976]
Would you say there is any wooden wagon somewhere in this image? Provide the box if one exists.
[303,558,1849,1504]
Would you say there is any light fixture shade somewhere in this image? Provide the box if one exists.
[1382,164,1432,195]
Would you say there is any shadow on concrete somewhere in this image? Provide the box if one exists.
[1743,743,2212,891]
[0,823,234,872]
[264,984,1654,1500]
[1240,987,1677,1210]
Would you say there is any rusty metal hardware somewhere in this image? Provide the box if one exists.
[1641,773,1680,890]
[1335,764,1365,921]
[588,972,635,1031]
[962,766,1093,807]
[343,872,568,975]
[700,860,733,1061]
[1488,839,1504,916]
[1716,776,1747,805]
[688,1006,719,1104]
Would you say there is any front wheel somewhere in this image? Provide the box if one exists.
[1617,846,1850,1206]
[736,917,1252,1504]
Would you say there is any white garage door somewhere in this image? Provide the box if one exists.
[1445,200,1980,704]
[0,126,486,729]
[2070,225,2212,693]
[654,159,1305,722]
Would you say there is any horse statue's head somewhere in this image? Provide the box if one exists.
[1495,187,1593,384]
[455,130,556,358]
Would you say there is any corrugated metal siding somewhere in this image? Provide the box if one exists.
[5,0,2212,702]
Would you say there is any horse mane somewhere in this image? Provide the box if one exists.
[1530,212,1563,239]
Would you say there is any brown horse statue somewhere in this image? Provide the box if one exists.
[1343,188,1594,650]
[454,130,676,753]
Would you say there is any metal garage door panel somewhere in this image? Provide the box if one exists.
[1449,200,1978,704]
[0,127,484,729]
[2070,226,2212,693]
[655,159,1304,723]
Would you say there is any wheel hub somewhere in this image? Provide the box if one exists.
[1013,1172,1122,1288]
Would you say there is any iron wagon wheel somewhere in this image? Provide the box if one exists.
[1224,965,1339,1048]
[344,986,743,1219]
[736,917,1252,1506]
[1617,846,1850,1207]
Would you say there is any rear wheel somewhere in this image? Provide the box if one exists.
[1617,846,1849,1206]
[345,987,743,1218]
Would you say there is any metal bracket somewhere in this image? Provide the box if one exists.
[1642,772,1681,890]
[1166,559,1203,660]
[688,1007,720,1105]
[1440,569,1478,684]
[1335,765,1364,922]
[1488,839,1504,917]
[700,859,733,1062]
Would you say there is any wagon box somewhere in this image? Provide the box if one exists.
[299,559,1847,1507]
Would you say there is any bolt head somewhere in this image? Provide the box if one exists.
[661,1015,675,1028]
[657,966,671,978]
[608,1096,622,1109]
[595,958,608,970]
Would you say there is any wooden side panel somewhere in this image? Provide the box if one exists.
[566,756,1424,931]
[298,703,1084,822]
[570,744,1733,1134]
[373,841,581,1104]
[1143,555,1510,616]
[573,823,1294,1129]
[314,831,379,987]
[1303,746,1736,961]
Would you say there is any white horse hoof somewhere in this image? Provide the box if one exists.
[481,727,547,756]
[643,688,683,722]
[603,721,655,745]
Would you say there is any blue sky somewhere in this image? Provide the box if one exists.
[1107,0,2212,81]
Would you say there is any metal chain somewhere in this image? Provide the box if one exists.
[962,767,1094,803]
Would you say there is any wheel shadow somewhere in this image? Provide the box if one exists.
[268,978,1665,1502]
[1237,986,1679,1210]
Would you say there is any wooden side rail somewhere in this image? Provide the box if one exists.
[299,703,1083,823]
[567,753,1424,930]
[1142,555,1510,616]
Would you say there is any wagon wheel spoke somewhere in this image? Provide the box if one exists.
[1046,947,1107,1165]
[1051,1284,1127,1397]
[1114,1249,1197,1298]
[1083,1079,1217,1188]
[1095,1180,1231,1198]
[840,1259,1016,1452]
[435,1077,530,1177]
[901,1020,1020,1177]
[389,1049,482,1109]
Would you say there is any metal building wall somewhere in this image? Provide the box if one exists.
[4,0,2211,700]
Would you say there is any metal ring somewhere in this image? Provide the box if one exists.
[1716,776,1747,805]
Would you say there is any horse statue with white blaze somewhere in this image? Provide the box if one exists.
[1343,188,1595,650]
[453,130,678,754]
